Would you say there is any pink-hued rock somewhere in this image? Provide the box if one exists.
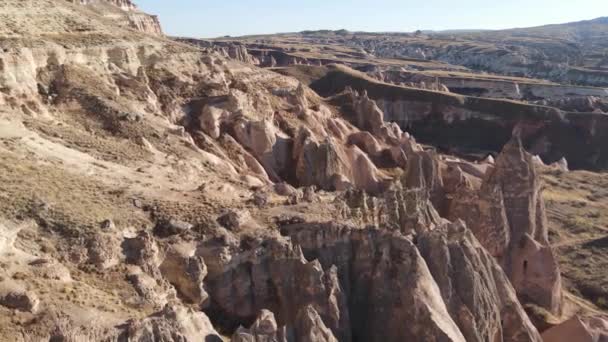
[542,316,608,342]
[444,137,563,315]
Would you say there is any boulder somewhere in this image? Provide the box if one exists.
[293,129,384,193]
[291,83,309,109]
[251,190,269,208]
[127,268,171,309]
[346,131,382,156]
[217,209,252,232]
[100,219,116,231]
[87,232,121,270]
[159,242,209,306]
[274,182,298,197]
[293,130,343,190]
[154,219,193,237]
[122,231,161,275]
[551,157,569,172]
[346,145,383,193]
[199,104,226,139]
[233,118,277,157]
[0,281,39,313]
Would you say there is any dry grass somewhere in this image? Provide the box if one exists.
[0,150,150,233]
[542,168,608,311]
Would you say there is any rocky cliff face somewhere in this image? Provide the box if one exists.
[378,70,608,113]
[69,0,137,10]
[279,221,541,342]
[308,65,608,171]
[444,138,563,314]
[68,0,163,35]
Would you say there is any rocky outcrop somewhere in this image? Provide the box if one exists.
[198,233,350,341]
[347,89,385,135]
[187,83,393,192]
[293,128,384,192]
[232,309,288,342]
[339,183,445,235]
[0,281,40,313]
[159,242,209,306]
[280,221,541,342]
[445,138,563,315]
[217,44,259,64]
[122,231,162,275]
[68,0,138,11]
[285,224,466,342]
[231,306,338,342]
[542,316,608,342]
[403,148,445,208]
[127,13,163,36]
[418,222,543,342]
[69,0,163,35]
[121,305,223,341]
[294,305,339,342]
[201,221,511,342]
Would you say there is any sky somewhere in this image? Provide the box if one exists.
[136,0,608,38]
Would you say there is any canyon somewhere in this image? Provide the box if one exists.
[0,1,607,341]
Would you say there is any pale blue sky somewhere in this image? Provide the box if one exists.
[136,0,608,38]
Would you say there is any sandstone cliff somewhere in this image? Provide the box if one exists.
[68,0,163,35]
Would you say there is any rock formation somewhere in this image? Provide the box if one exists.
[199,234,351,341]
[347,89,385,135]
[232,309,288,342]
[159,242,209,306]
[0,281,40,313]
[1,0,603,341]
[445,138,563,315]
[69,0,163,35]
[294,305,339,342]
[122,305,223,341]
[279,221,541,342]
[231,307,338,342]
[542,316,608,342]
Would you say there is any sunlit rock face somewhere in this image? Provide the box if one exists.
[444,138,563,315]
[67,0,163,35]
